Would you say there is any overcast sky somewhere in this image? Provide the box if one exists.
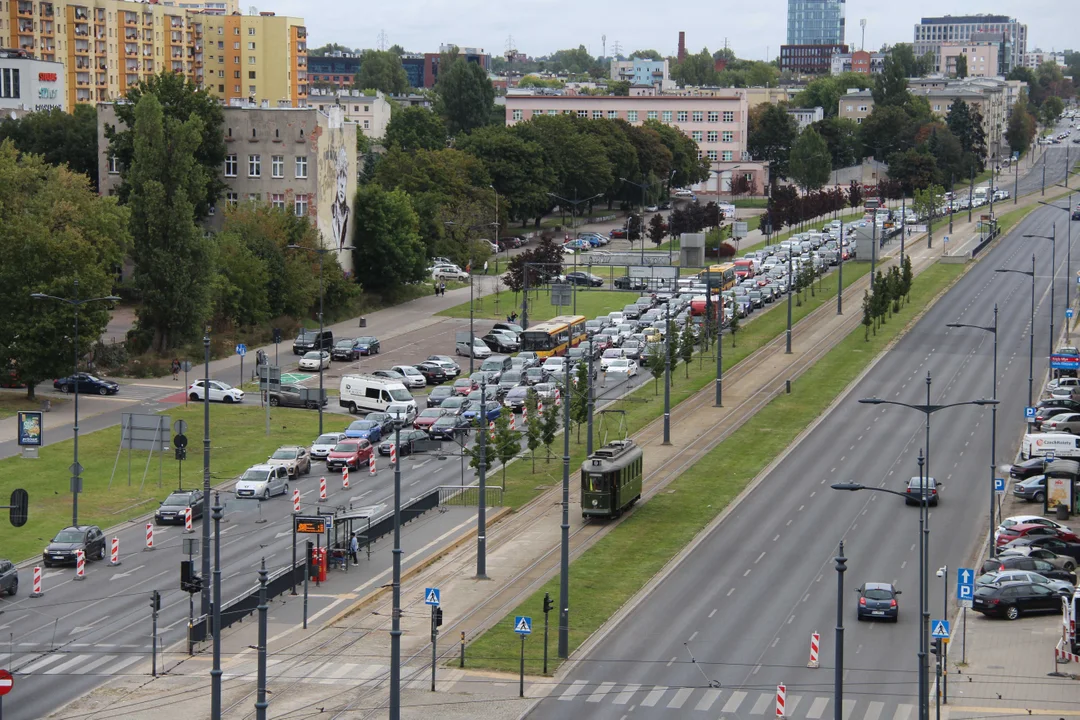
[255,1,1071,60]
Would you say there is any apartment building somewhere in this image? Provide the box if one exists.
[197,11,307,107]
[787,106,823,131]
[1023,49,1066,69]
[0,46,65,112]
[159,0,238,15]
[829,49,885,75]
[609,56,673,91]
[98,101,359,269]
[913,15,1026,75]
[939,41,1000,78]
[309,87,391,139]
[503,94,768,195]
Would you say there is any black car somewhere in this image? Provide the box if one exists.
[564,272,604,287]
[414,362,450,385]
[0,559,17,596]
[482,334,518,354]
[426,386,454,408]
[980,554,1078,583]
[856,582,900,622]
[292,329,333,354]
[614,276,649,291]
[155,489,204,525]
[1009,457,1048,480]
[972,580,1063,619]
[355,336,381,355]
[331,338,362,361]
[53,373,119,395]
[428,414,471,441]
[378,429,429,456]
[43,525,107,567]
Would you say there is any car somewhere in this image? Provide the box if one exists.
[997,545,1077,572]
[390,365,427,389]
[614,276,649,291]
[427,354,460,374]
[155,489,204,525]
[996,515,1074,542]
[268,383,326,409]
[975,569,1074,595]
[674,189,694,198]
[492,322,524,336]
[234,464,290,499]
[456,337,492,358]
[609,228,628,239]
[1008,457,1050,480]
[439,396,471,416]
[298,351,331,371]
[52,373,120,395]
[1034,405,1079,430]
[980,553,1078,583]
[432,264,469,282]
[42,525,107,567]
[1042,412,1080,433]
[292,329,333,354]
[497,370,524,396]
[452,378,478,397]
[995,522,1080,548]
[904,476,939,505]
[605,358,639,377]
[414,362,451,385]
[490,329,521,346]
[428,414,471,441]
[515,351,541,369]
[355,336,381,355]
[466,386,499,404]
[564,271,604,287]
[331,338,362,361]
[414,407,448,431]
[364,412,396,436]
[972,580,1066,619]
[0,559,17,596]
[310,432,347,460]
[1012,475,1048,503]
[345,419,383,443]
[503,385,532,411]
[533,382,557,401]
[385,402,418,428]
[378,429,429,456]
[371,369,406,382]
[482,333,519,354]
[188,379,244,403]
[1000,536,1080,562]
[325,439,373,471]
[462,400,501,422]
[265,445,312,479]
[426,385,454,408]
[855,582,900,622]
[542,356,567,377]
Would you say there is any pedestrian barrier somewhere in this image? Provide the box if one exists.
[437,484,504,508]
[370,457,377,475]
[1056,638,1080,664]
[30,566,43,598]
[109,537,121,567]
[184,506,193,532]
[807,632,820,668]
[776,683,786,717]
[144,522,154,551]
[74,549,86,581]
[319,476,327,502]
[292,488,300,512]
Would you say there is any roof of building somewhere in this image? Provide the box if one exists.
[918,15,1014,25]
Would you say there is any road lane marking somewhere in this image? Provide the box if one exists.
[666,656,676,667]
[721,691,746,713]
[864,700,884,720]
[641,687,667,707]
[806,696,829,718]
[843,698,856,719]
[666,688,693,709]
[708,608,717,618]
[70,653,119,675]
[755,552,765,563]
[558,679,586,701]
[750,691,772,714]
[687,631,697,642]
[587,682,614,703]
[891,703,914,720]
[726,588,734,596]
[612,684,639,705]
[695,688,721,711]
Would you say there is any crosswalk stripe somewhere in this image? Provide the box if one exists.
[695,688,722,711]
[786,694,803,716]
[865,700,884,720]
[587,682,615,702]
[722,690,747,713]
[807,696,829,719]
[19,654,69,674]
[641,686,667,707]
[892,703,915,720]
[613,684,640,705]
[842,698,857,720]
[108,655,143,675]
[750,692,773,714]
[667,688,693,709]
[70,654,118,676]
[558,679,587,701]
[44,655,92,675]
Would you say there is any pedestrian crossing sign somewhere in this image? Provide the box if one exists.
[424,587,440,606]
[514,616,532,635]
[931,620,951,639]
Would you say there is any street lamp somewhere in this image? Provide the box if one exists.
[947,306,1000,559]
[617,178,655,263]
[996,255,1037,408]
[443,221,481,374]
[548,191,602,246]
[1039,197,1075,341]
[31,280,120,526]
[1023,226,1057,359]
[286,243,354,435]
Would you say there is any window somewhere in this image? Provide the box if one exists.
[692,111,703,122]
[226,191,238,206]
[0,68,20,99]
[707,131,718,143]
[706,150,718,161]
[295,155,308,179]
[511,109,522,121]
[845,105,853,112]
[858,105,868,112]
[224,153,237,177]
[271,193,284,209]
[722,110,734,122]
[248,70,256,79]
[294,193,308,216]
[722,151,733,162]
[247,41,255,50]
[107,154,120,174]
[934,104,941,112]
[249,85,256,95]
[707,111,719,122]
[246,192,260,204]
[547,109,556,115]
[576,110,587,118]
[677,111,688,122]
[607,110,618,119]
[691,131,703,142]
[646,110,658,120]
[248,154,260,177]
[248,56,256,65]
[661,111,672,122]
[856,118,863,125]
[271,155,283,178]
[248,26,255,35]
[592,110,603,119]
[722,131,734,143]
[627,110,638,122]
[233,42,240,50]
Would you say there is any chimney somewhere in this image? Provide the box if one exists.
[678,31,686,62]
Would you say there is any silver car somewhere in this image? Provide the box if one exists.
[975,568,1075,595]
[310,432,347,460]
[234,464,290,500]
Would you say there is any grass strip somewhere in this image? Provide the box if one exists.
[463,261,965,674]
[0,393,69,420]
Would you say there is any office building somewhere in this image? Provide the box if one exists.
[98,101,359,269]
[400,48,490,90]
[913,15,1026,75]
[0,47,66,113]
[787,0,846,46]
[829,49,885,75]
[780,43,848,74]
[309,53,361,90]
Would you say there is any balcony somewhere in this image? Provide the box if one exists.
[125,73,138,85]
[144,15,153,27]
[96,74,106,86]
[125,31,138,40]
[296,27,306,39]
[97,60,106,70]
[73,25,89,37]
[94,28,105,39]
[170,18,183,29]
[94,9,103,22]
[75,58,90,69]
[76,89,91,102]
[17,2,33,18]
[73,7,88,20]
[41,22,54,36]
[123,13,137,26]
[125,61,138,72]
[42,4,54,18]
[194,60,202,69]
[42,42,55,52]
[19,42,35,52]
[142,48,153,57]
[73,40,89,53]
[124,44,138,58]
[171,62,184,73]
[18,19,34,32]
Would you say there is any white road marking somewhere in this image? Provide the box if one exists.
[587,682,615,703]
[666,688,693,709]
[612,684,639,705]
[641,687,667,707]
[721,690,747,713]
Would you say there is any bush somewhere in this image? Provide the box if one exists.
[705,242,737,259]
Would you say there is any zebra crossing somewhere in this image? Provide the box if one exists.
[11,651,145,677]
[221,658,465,689]
[529,680,917,720]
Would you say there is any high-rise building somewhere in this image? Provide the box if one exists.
[158,0,238,15]
[913,15,1026,75]
[199,11,308,106]
[787,0,846,46]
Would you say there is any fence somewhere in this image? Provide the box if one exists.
[438,484,504,507]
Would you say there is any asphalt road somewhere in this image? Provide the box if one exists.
[527,208,1078,718]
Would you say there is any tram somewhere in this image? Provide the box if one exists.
[580,439,643,519]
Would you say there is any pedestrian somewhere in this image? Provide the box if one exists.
[171,358,180,381]
[440,282,446,296]
[434,282,439,297]
[349,533,360,565]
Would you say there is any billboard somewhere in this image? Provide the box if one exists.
[17,411,42,446]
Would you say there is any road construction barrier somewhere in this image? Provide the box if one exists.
[74,549,85,581]
[185,506,193,532]
[293,488,301,512]
[808,632,820,668]
[370,457,376,475]
[389,444,397,464]
[776,683,786,717]
[319,476,327,502]
[509,414,516,431]
[30,566,43,597]
[109,537,121,567]
[144,522,154,551]
[488,421,495,441]
[342,467,350,489]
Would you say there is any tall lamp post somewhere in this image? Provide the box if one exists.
[31,280,120,526]
[286,243,354,435]
[1023,226,1057,359]
[548,191,603,250]
[947,305,999,559]
[996,255,1037,408]
[617,178,654,263]
[1039,198,1075,341]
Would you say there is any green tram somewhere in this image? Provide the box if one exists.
[581,440,643,519]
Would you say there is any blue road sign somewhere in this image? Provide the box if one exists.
[943,235,950,243]
[956,567,975,602]
[424,587,440,606]
[1025,406,1037,420]
[236,343,247,357]
[1068,309,1076,320]
[931,620,951,639]
[994,477,1006,494]
[514,616,533,635]
[1051,354,1080,370]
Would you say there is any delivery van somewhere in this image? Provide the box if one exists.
[339,374,417,415]
[1021,433,1080,460]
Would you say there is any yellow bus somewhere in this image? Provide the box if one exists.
[702,263,737,292]
[520,315,588,357]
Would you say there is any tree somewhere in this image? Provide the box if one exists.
[847,182,863,209]
[858,105,916,161]
[209,230,269,329]
[355,49,409,94]
[384,106,447,151]
[748,104,799,183]
[890,43,933,78]
[788,127,831,191]
[550,46,595,74]
[126,93,214,351]
[570,361,589,441]
[524,390,542,471]
[887,148,939,194]
[577,118,641,205]
[1006,91,1038,155]
[728,309,740,347]
[351,184,428,296]
[645,342,665,394]
[795,73,873,118]
[810,116,862,169]
[871,54,911,107]
[0,105,99,190]
[679,318,695,378]
[457,125,554,226]
[630,49,663,61]
[0,142,129,398]
[309,43,356,57]
[491,412,519,487]
[648,213,668,247]
[945,99,986,169]
[1042,96,1065,126]
[104,72,225,220]
[644,120,710,188]
[435,57,496,135]
[901,254,914,303]
[609,80,631,96]
[954,54,968,79]
[861,289,873,340]
[511,115,612,210]
[540,394,559,462]
[671,48,720,87]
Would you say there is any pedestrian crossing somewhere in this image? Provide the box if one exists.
[13,651,145,677]
[221,658,465,689]
[529,681,917,720]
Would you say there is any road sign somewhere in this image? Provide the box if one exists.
[1047,450,1057,461]
[514,616,532,635]
[1068,309,1076,320]
[1050,354,1080,370]
[236,343,247,357]
[943,235,950,243]
[550,284,572,307]
[1025,406,1037,420]
[956,567,975,607]
[173,433,188,449]
[173,419,188,435]
[628,265,679,279]
[425,587,441,607]
[294,516,327,534]
[0,668,12,696]
[995,477,1006,495]
[931,620,951,639]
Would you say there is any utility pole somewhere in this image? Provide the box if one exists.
[558,364,571,658]
[255,558,268,720]
[476,376,489,579]
[201,333,211,618]
[211,492,223,720]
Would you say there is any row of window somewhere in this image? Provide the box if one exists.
[698,150,735,161]
[511,108,738,124]
[224,154,307,179]
[220,192,308,216]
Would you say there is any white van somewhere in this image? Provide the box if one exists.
[1021,433,1080,460]
[339,374,417,415]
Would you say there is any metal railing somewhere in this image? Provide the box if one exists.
[438,485,504,508]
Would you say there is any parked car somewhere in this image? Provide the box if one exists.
[972,580,1066,619]
[42,525,107,567]
[564,272,604,287]
[1012,475,1048,503]
[188,379,244,403]
[310,432,347,460]
[292,329,333,355]
[390,365,427,390]
[432,264,469,282]
[482,333,519,354]
[268,383,326,410]
[428,414,471,441]
[0,559,17,596]
[456,337,492,359]
[53,373,119,395]
[345,419,383,443]
[414,362,451,385]
[975,569,1074,595]
[385,402,418,428]
[1009,457,1050,480]
[995,522,1080,548]
[378,429,429,456]
[998,545,1077,572]
[855,582,900,622]
[426,355,460,376]
[234,465,290,500]
[298,351,331,371]
[331,338,362,361]
[155,489,204,525]
[1042,413,1080,433]
[980,554,1078,583]
[997,515,1074,542]
[355,336,381,355]
[1000,536,1080,563]
[265,445,311,479]
[426,386,454,408]
[325,439,373,472]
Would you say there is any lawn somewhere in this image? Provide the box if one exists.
[439,289,638,323]
[463,262,966,675]
[0,392,69,420]
[0,403,325,562]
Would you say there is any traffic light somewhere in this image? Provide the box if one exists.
[543,592,553,614]
[435,608,443,627]
[272,328,282,344]
[151,590,161,612]
[9,488,28,528]
[930,637,942,656]
[180,560,202,594]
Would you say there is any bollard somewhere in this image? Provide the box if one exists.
[389,444,397,465]
[807,632,820,668]
[342,467,350,489]
[369,457,376,475]
[30,566,43,597]
[293,487,301,512]
[786,379,792,394]
[144,522,155,551]
[319,476,327,503]
[775,682,786,717]
[460,631,465,668]
[74,549,86,581]
[109,537,121,567]
[185,506,193,533]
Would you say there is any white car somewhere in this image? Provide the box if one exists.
[542,357,566,377]
[432,264,469,282]
[310,432,347,460]
[188,379,244,403]
[386,402,418,427]
[606,358,639,377]
[298,351,331,371]
[995,515,1074,543]
[234,464,289,500]
[390,365,427,389]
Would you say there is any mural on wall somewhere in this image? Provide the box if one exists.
[332,146,350,250]
[315,106,357,269]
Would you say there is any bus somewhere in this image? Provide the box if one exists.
[701,263,737,292]
[520,315,587,357]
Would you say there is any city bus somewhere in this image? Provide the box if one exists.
[520,315,588,357]
[701,263,737,292]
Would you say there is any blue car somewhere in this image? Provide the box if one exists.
[462,401,501,422]
[53,373,119,395]
[344,419,382,442]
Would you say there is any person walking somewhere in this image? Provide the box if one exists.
[171,358,180,381]
[349,533,360,566]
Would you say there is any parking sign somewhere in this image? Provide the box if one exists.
[994,477,1006,495]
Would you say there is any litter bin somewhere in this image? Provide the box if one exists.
[41,399,51,412]
[359,317,367,328]
[1056,503,1070,521]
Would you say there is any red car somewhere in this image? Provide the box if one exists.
[325,439,373,472]
[995,522,1080,547]
[452,377,477,396]
[609,228,628,239]
[413,408,447,432]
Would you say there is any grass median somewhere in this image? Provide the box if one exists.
[0,393,69,420]
[463,261,965,675]
[0,403,324,562]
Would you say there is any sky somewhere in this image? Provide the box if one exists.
[254,1,1072,60]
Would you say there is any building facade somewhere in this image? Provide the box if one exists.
[309,88,390,139]
[198,11,307,107]
[0,47,65,112]
[939,41,1000,78]
[913,15,1026,75]
[787,106,823,131]
[503,94,768,195]
[829,49,885,75]
[307,52,359,90]
[787,0,846,46]
[780,43,848,74]
[609,56,672,91]
[400,47,490,89]
[1023,49,1066,69]
[159,0,238,14]
[97,101,358,269]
